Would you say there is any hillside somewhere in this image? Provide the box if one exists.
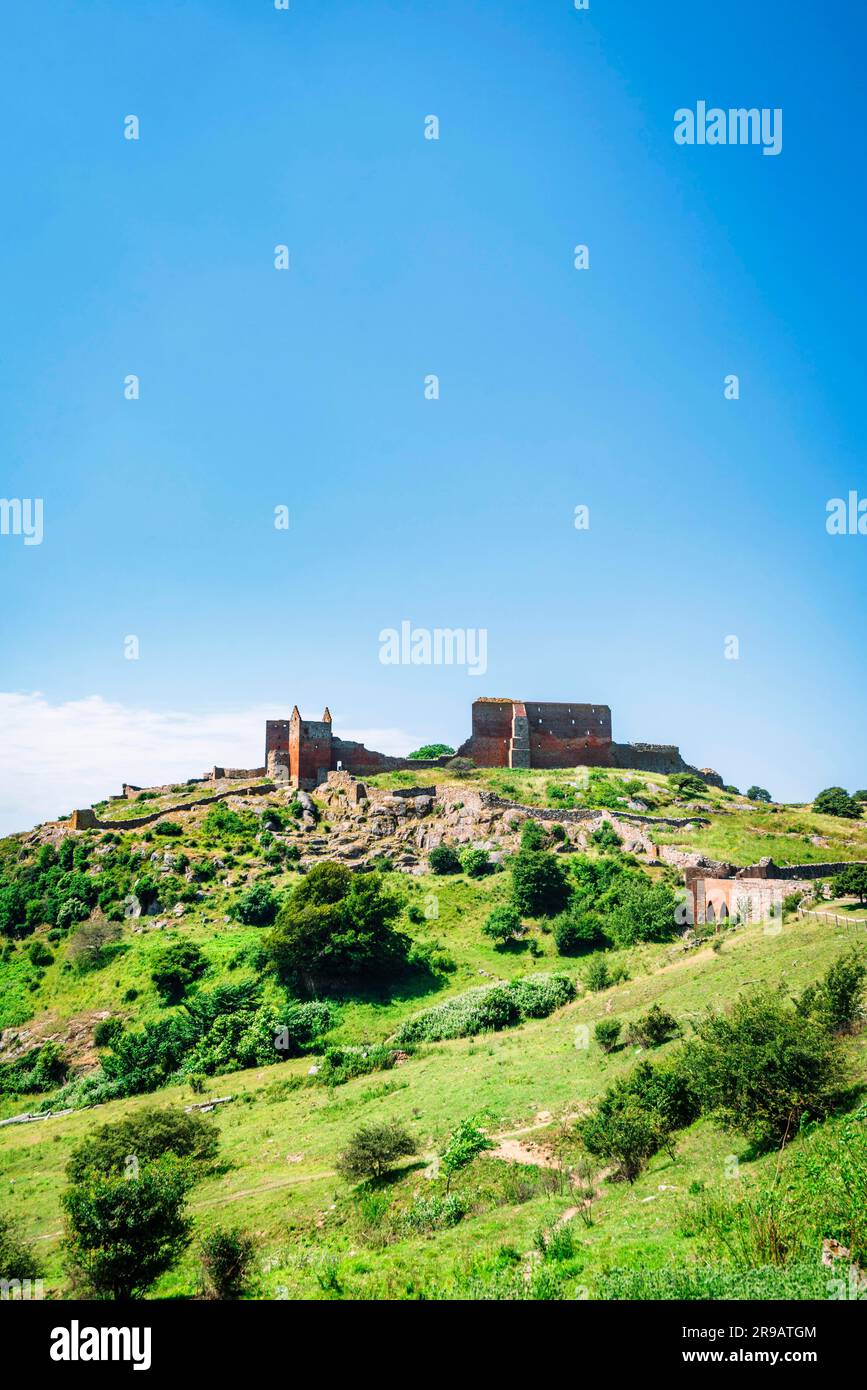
[1,765,866,1300]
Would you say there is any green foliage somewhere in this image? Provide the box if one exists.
[150,940,207,1004]
[594,1018,622,1053]
[62,1161,194,1299]
[440,1118,494,1191]
[746,786,772,803]
[26,939,54,968]
[601,874,679,948]
[577,1058,699,1182]
[510,849,570,917]
[668,772,708,798]
[460,847,490,878]
[315,1044,397,1087]
[202,804,259,838]
[153,821,183,837]
[624,1003,680,1048]
[797,947,867,1034]
[428,846,462,875]
[407,744,454,759]
[199,1226,256,1300]
[685,987,846,1147]
[66,1106,220,1183]
[597,1264,829,1300]
[229,883,280,926]
[264,863,407,989]
[0,1040,68,1096]
[589,820,623,852]
[813,786,862,819]
[336,1121,416,1182]
[551,903,606,955]
[0,1212,38,1281]
[831,864,867,905]
[93,1017,123,1049]
[66,917,122,972]
[481,904,524,945]
[403,1193,466,1232]
[519,819,548,851]
[394,974,575,1044]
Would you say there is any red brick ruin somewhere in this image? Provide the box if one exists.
[265,698,722,790]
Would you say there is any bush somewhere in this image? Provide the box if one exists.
[746,786,772,803]
[67,1106,220,1183]
[813,786,862,819]
[624,1004,680,1048]
[510,850,570,917]
[0,1212,38,1282]
[263,863,407,990]
[0,1040,68,1096]
[797,948,867,1034]
[585,957,612,992]
[589,821,623,853]
[685,987,845,1147]
[229,884,280,926]
[601,874,679,948]
[154,821,183,837]
[62,1162,193,1299]
[407,744,454,759]
[481,905,524,945]
[394,974,575,1044]
[92,1018,123,1049]
[594,1019,622,1053]
[577,1058,699,1182]
[27,939,54,968]
[831,865,867,905]
[429,846,462,875]
[336,1121,416,1182]
[551,905,605,955]
[66,917,122,972]
[519,820,548,851]
[460,847,490,878]
[668,772,708,798]
[199,1226,256,1299]
[440,1117,494,1191]
[150,940,207,1004]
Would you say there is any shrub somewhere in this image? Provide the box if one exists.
[585,957,612,992]
[510,850,570,917]
[0,1041,68,1095]
[56,896,92,933]
[407,744,454,759]
[746,786,772,803]
[797,948,867,1034]
[551,905,605,955]
[601,874,679,948]
[624,1004,680,1048]
[154,821,183,837]
[589,821,623,852]
[685,987,845,1147]
[577,1058,698,1182]
[481,905,524,945]
[62,1162,193,1299]
[394,974,575,1044]
[440,1118,494,1191]
[813,786,862,819]
[66,1106,220,1183]
[403,1194,465,1232]
[199,1226,256,1299]
[150,941,207,1004]
[594,1019,622,1053]
[336,1121,416,1182]
[66,917,122,972]
[668,772,708,798]
[831,865,867,905]
[263,863,407,990]
[429,846,462,875]
[460,847,490,878]
[229,884,279,926]
[519,820,547,851]
[92,1018,123,1049]
[27,939,54,968]
[0,1212,38,1282]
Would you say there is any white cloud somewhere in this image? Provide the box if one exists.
[0,692,416,837]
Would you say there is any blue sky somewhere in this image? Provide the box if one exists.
[1,1,865,831]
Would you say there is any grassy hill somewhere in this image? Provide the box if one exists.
[1,766,866,1300]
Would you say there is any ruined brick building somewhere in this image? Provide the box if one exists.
[265,698,721,790]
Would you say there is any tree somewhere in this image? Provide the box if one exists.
[577,1096,670,1183]
[551,905,605,955]
[594,1019,622,1054]
[66,1107,220,1184]
[407,743,455,760]
[481,905,524,945]
[66,916,121,971]
[746,786,772,803]
[0,1213,38,1282]
[336,1121,416,1182]
[601,875,679,948]
[229,884,279,926]
[668,772,708,798]
[460,847,489,878]
[429,846,462,875]
[199,1226,256,1299]
[150,941,207,1004]
[264,862,407,989]
[832,865,867,905]
[589,820,623,852]
[797,949,867,1035]
[440,1118,493,1192]
[62,1161,193,1299]
[813,787,862,819]
[510,850,570,917]
[624,1004,679,1048]
[685,988,845,1148]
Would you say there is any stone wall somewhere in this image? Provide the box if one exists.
[69,782,276,832]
